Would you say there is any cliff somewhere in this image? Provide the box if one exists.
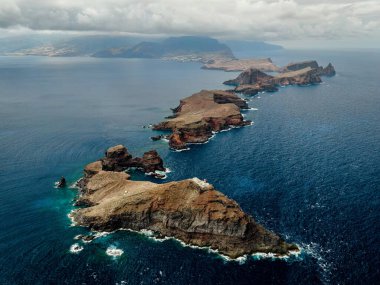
[280,60,320,72]
[80,145,166,181]
[281,60,336,77]
[72,169,298,259]
[223,68,274,86]
[224,61,335,96]
[153,90,251,150]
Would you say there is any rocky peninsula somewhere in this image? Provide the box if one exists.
[224,60,336,96]
[152,90,251,150]
[202,58,280,72]
[71,151,298,259]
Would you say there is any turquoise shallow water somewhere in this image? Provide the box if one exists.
[0,50,379,284]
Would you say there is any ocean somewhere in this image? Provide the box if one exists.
[0,50,379,284]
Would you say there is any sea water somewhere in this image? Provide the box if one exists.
[0,50,379,284]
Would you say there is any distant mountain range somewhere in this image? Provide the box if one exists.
[93,36,235,62]
[0,35,283,62]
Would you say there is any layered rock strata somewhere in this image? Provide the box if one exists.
[72,169,298,259]
[153,90,251,150]
[224,61,335,96]
[79,145,166,184]
[280,60,336,76]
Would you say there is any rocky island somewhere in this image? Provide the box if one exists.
[224,60,336,96]
[71,148,298,259]
[152,90,251,150]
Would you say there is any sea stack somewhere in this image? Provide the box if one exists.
[80,145,166,181]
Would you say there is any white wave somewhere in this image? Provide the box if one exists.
[139,229,154,236]
[172,147,190,152]
[301,242,332,273]
[118,227,300,263]
[146,170,168,179]
[69,243,83,254]
[145,167,172,179]
[248,107,258,111]
[67,210,77,227]
[69,179,82,189]
[106,246,124,257]
[93,231,110,238]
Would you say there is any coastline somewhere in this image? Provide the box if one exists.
[67,210,302,263]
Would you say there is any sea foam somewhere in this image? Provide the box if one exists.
[69,243,83,254]
[106,246,124,257]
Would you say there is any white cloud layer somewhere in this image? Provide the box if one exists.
[0,0,379,42]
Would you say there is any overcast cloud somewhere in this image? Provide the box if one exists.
[1,0,379,46]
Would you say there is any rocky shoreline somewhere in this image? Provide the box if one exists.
[77,145,166,188]
[71,148,298,259]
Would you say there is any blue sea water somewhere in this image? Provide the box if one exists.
[0,50,379,285]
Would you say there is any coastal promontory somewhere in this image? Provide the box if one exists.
[71,158,298,259]
[153,90,251,150]
[224,61,336,96]
[202,58,280,72]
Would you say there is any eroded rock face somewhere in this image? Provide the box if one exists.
[272,67,322,86]
[281,60,320,72]
[235,83,279,96]
[83,145,165,179]
[321,63,336,76]
[224,61,335,96]
[153,90,251,150]
[72,172,298,258]
[223,68,274,86]
[280,60,336,78]
[102,145,133,171]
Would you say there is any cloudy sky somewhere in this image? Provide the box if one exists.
[1,0,379,48]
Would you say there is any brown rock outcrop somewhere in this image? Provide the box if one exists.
[280,60,320,72]
[273,67,322,86]
[82,145,165,180]
[320,63,336,76]
[153,90,251,150]
[223,68,274,86]
[280,60,336,77]
[234,83,279,96]
[71,172,298,259]
[224,61,334,96]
